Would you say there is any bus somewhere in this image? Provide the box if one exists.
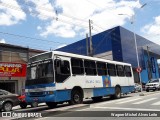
[25,51,134,108]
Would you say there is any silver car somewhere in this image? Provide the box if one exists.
[145,79,160,92]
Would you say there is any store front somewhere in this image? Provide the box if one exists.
[0,43,45,94]
[0,80,18,93]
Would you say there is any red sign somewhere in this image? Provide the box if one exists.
[0,62,27,77]
[136,67,142,73]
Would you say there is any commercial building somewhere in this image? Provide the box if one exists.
[0,43,44,94]
[57,26,160,84]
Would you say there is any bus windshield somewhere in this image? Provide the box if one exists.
[26,59,54,86]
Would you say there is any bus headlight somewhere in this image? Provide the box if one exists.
[45,91,54,95]
[49,91,54,94]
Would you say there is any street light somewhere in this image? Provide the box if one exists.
[118,3,147,92]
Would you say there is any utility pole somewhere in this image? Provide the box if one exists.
[147,46,152,81]
[86,33,89,56]
[89,19,93,57]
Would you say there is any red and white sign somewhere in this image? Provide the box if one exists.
[136,67,142,73]
[0,62,27,77]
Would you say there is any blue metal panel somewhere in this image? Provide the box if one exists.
[55,90,71,102]
[56,27,115,55]
[93,86,134,97]
[111,27,123,61]
[93,87,115,97]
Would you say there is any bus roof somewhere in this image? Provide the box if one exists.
[30,51,131,66]
[53,51,131,66]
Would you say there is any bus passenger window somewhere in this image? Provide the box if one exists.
[124,66,132,77]
[84,60,97,75]
[116,65,125,76]
[60,61,70,75]
[71,58,84,75]
[107,63,116,76]
[96,62,107,76]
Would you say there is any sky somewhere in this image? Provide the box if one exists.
[0,0,160,51]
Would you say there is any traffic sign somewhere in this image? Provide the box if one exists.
[136,67,142,73]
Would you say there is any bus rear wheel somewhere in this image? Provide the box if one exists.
[114,86,121,99]
[46,102,57,108]
[69,90,83,105]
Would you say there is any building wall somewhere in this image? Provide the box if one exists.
[0,44,44,94]
[57,27,114,56]
[57,26,160,84]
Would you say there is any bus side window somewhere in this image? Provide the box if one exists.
[116,65,125,77]
[55,59,70,75]
[84,60,97,75]
[96,62,107,76]
[124,66,132,77]
[71,58,84,75]
[107,63,116,76]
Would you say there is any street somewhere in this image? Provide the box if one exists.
[1,91,160,120]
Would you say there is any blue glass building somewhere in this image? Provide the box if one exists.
[57,26,160,84]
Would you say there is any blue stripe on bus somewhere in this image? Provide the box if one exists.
[93,86,134,97]
[25,89,71,103]
[25,83,55,89]
[54,90,71,102]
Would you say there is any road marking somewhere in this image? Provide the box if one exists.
[116,98,142,104]
[152,101,160,105]
[44,104,87,112]
[93,106,160,111]
[133,98,157,104]
[91,97,140,107]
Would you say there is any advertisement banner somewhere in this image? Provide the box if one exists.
[0,62,27,77]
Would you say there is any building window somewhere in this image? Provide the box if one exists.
[0,51,11,62]
[116,65,125,76]
[96,62,107,76]
[124,66,132,77]
[84,60,97,75]
[107,63,116,76]
[71,58,84,75]
[11,52,27,62]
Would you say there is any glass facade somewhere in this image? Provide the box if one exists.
[57,26,160,84]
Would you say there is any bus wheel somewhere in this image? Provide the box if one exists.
[92,96,103,102]
[46,102,57,108]
[20,102,27,109]
[69,90,83,105]
[114,86,121,99]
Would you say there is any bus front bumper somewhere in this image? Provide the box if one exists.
[25,94,56,103]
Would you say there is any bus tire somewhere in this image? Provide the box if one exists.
[114,86,121,99]
[20,102,27,109]
[92,96,103,102]
[46,102,57,108]
[31,102,38,108]
[69,90,83,105]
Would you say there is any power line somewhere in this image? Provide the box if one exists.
[0,31,66,44]
[0,2,89,29]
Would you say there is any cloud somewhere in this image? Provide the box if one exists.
[141,15,160,45]
[0,0,26,26]
[0,39,6,43]
[26,0,141,38]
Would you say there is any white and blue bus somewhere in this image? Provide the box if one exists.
[25,51,134,108]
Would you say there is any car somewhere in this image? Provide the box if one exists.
[18,95,38,109]
[145,79,160,92]
[133,83,142,92]
[0,89,20,112]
